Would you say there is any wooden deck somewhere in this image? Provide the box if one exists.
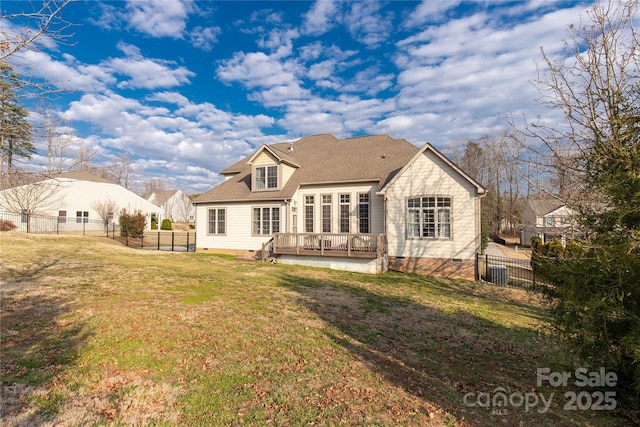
[271,233,386,259]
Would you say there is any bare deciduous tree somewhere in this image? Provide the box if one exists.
[513,0,639,206]
[91,198,119,228]
[176,193,195,223]
[108,153,133,189]
[141,178,166,198]
[0,0,74,62]
[0,171,64,215]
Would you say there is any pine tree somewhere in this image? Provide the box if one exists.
[0,62,34,174]
[529,1,640,418]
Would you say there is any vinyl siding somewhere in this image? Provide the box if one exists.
[281,163,296,187]
[384,150,480,260]
[195,201,286,251]
[252,151,278,166]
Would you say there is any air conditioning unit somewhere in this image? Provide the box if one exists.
[488,265,508,285]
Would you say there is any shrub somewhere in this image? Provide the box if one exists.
[480,214,489,253]
[119,209,146,238]
[151,218,158,230]
[161,219,172,230]
[0,219,17,231]
[532,238,640,418]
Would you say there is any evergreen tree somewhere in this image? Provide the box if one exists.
[0,62,34,174]
[529,1,640,418]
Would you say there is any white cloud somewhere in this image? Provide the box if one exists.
[61,93,142,126]
[387,3,589,146]
[259,27,299,58]
[189,26,221,51]
[217,51,293,87]
[342,1,393,49]
[107,45,195,90]
[124,0,191,38]
[147,91,191,107]
[404,0,461,28]
[302,0,338,36]
[341,66,394,96]
[9,50,114,92]
[60,90,278,187]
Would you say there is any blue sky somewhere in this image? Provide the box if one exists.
[5,0,594,194]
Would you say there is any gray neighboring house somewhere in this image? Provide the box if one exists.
[520,198,578,246]
[193,134,486,280]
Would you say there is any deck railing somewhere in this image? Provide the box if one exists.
[272,233,386,259]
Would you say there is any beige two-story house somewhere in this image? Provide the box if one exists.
[193,134,486,280]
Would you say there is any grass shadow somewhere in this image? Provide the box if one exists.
[1,256,91,425]
[276,270,621,426]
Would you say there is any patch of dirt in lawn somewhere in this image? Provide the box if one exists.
[2,372,182,427]
[54,370,182,426]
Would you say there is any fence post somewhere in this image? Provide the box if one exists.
[171,232,175,252]
[475,253,479,281]
[157,231,160,250]
[186,232,190,252]
[485,254,489,282]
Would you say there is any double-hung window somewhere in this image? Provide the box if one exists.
[322,195,332,233]
[255,165,278,190]
[358,193,370,233]
[339,194,350,233]
[208,208,226,235]
[253,207,280,235]
[304,196,314,233]
[76,211,89,224]
[407,196,451,239]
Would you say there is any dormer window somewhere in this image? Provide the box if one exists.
[255,165,279,190]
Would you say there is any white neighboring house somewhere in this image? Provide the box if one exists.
[519,198,578,246]
[0,171,162,231]
[193,134,486,280]
[146,189,195,223]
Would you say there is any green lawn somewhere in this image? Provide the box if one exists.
[0,233,626,426]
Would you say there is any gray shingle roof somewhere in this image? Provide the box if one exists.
[194,134,420,204]
[526,198,565,217]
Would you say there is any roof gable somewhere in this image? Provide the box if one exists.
[246,145,300,168]
[525,199,565,217]
[378,143,486,195]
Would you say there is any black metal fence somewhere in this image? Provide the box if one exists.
[120,231,196,252]
[476,253,536,289]
[0,211,112,236]
[1,211,196,252]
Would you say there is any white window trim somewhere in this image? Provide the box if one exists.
[406,196,453,240]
